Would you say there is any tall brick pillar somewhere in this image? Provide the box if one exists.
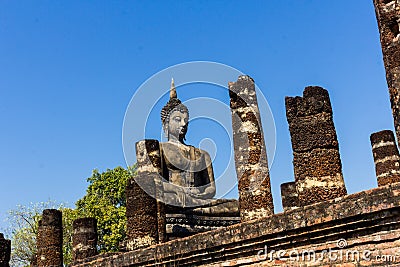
[72,218,97,263]
[125,140,160,250]
[0,233,11,267]
[229,75,274,221]
[373,0,400,145]
[280,182,299,212]
[285,86,347,206]
[30,255,37,267]
[37,209,63,267]
[135,139,165,243]
[370,130,400,186]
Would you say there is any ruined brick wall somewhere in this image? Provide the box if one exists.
[30,255,37,267]
[374,0,400,145]
[125,175,158,250]
[135,139,166,243]
[370,130,400,185]
[124,140,161,251]
[285,86,347,206]
[280,181,298,211]
[229,75,274,221]
[0,233,11,267]
[72,182,400,267]
[72,218,98,264]
[37,209,63,267]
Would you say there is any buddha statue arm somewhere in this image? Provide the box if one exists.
[162,180,183,193]
[189,150,216,199]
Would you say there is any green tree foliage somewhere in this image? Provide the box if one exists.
[75,166,134,252]
[6,201,79,267]
[6,166,134,266]
[6,203,41,267]
[61,207,81,265]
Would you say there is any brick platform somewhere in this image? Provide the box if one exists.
[72,182,400,267]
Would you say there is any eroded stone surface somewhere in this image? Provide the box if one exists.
[370,130,400,186]
[135,139,166,244]
[280,182,298,211]
[37,209,63,267]
[71,183,400,267]
[72,218,98,264]
[0,233,11,267]
[125,173,158,250]
[229,75,274,221]
[285,86,347,206]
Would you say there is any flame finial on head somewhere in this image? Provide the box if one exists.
[170,78,177,99]
[161,78,183,125]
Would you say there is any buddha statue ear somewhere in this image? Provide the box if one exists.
[163,122,169,139]
[166,127,169,140]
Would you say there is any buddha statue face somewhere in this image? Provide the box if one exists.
[165,106,189,143]
[161,79,190,143]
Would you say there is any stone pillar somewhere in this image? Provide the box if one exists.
[280,182,299,212]
[37,209,63,267]
[370,130,400,186]
[72,218,97,263]
[0,233,11,267]
[285,86,347,206]
[373,0,400,145]
[135,139,166,243]
[125,139,160,250]
[30,254,37,267]
[126,175,158,250]
[229,75,274,221]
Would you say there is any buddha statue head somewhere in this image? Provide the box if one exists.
[161,79,189,143]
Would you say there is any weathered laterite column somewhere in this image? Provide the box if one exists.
[135,139,165,243]
[0,233,11,267]
[280,182,299,212]
[30,254,37,267]
[126,176,158,250]
[373,0,400,145]
[72,218,97,264]
[229,75,274,221]
[285,86,347,206]
[37,209,63,267]
[370,130,400,186]
[125,140,161,250]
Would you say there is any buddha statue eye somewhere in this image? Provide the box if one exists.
[174,116,181,122]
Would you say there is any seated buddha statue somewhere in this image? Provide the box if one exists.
[158,80,238,215]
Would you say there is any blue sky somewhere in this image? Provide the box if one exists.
[0,1,393,230]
